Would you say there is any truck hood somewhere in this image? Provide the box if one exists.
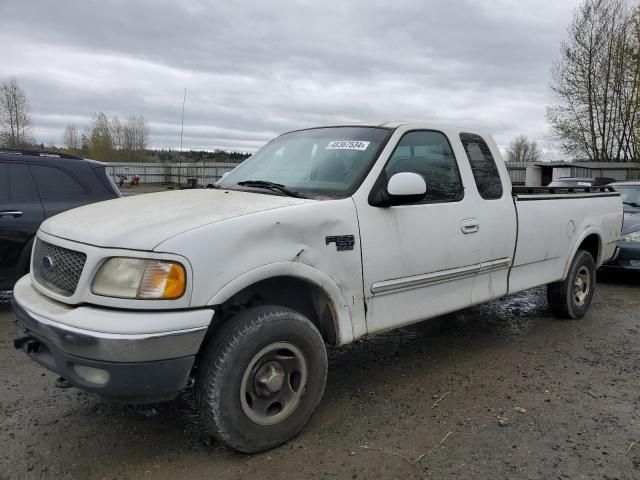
[40,189,312,250]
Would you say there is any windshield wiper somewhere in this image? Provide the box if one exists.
[236,180,306,198]
[623,201,640,209]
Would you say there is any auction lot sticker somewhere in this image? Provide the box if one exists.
[325,140,370,151]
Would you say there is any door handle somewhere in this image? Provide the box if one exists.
[461,218,479,234]
[0,210,23,218]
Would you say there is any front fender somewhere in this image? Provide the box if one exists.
[207,261,355,345]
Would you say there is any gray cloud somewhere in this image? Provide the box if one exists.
[0,0,580,152]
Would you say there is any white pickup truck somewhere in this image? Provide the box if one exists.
[13,123,622,452]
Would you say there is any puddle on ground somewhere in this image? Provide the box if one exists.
[331,287,549,363]
[453,287,549,336]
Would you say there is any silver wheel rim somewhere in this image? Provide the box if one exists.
[573,265,591,307]
[240,342,308,426]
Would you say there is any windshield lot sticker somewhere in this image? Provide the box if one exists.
[325,141,370,151]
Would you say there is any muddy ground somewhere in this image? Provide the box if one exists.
[1,272,639,480]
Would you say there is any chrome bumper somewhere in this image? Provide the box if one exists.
[12,276,213,403]
[13,299,209,363]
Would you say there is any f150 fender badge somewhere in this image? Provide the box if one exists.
[326,235,355,251]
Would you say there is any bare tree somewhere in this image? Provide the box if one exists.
[0,77,32,148]
[80,113,149,161]
[110,116,124,151]
[62,124,81,153]
[136,116,149,153]
[547,0,640,161]
[507,135,542,162]
[84,112,114,160]
[123,116,149,161]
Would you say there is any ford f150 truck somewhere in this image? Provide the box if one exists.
[12,123,623,453]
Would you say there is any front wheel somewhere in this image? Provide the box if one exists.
[547,249,596,319]
[195,305,327,453]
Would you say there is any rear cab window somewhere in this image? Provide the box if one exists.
[459,133,503,200]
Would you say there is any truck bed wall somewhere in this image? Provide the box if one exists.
[509,194,622,294]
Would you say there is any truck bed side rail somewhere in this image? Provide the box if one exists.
[512,185,617,195]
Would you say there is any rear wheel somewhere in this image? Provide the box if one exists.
[547,249,596,319]
[195,305,327,453]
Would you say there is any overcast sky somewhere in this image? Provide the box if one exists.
[1,0,581,154]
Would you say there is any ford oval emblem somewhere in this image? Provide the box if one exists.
[42,256,54,270]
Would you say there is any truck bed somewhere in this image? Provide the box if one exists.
[508,186,622,294]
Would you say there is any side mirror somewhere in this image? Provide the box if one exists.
[370,172,427,207]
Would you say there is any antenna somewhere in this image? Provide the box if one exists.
[180,88,187,151]
[178,88,187,187]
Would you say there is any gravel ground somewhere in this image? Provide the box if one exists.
[1,272,639,480]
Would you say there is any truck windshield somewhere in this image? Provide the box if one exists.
[614,186,640,212]
[217,127,392,198]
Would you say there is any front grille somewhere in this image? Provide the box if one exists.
[32,240,86,296]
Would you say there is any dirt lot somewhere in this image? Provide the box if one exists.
[1,273,639,480]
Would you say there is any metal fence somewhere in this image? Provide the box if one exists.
[105,162,239,185]
[504,162,528,185]
[569,166,640,181]
[106,160,638,188]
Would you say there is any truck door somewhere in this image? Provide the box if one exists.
[354,129,480,333]
[457,132,517,305]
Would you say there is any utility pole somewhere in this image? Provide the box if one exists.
[178,88,187,187]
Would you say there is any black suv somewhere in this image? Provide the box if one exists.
[0,150,121,295]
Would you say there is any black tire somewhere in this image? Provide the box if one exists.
[195,305,327,453]
[17,237,35,275]
[547,249,596,319]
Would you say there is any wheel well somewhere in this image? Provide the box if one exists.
[209,276,338,345]
[578,234,600,264]
[18,236,35,275]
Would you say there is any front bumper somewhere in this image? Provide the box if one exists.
[605,241,640,270]
[12,276,213,403]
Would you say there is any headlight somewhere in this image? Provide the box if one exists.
[91,258,186,299]
[621,231,640,242]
